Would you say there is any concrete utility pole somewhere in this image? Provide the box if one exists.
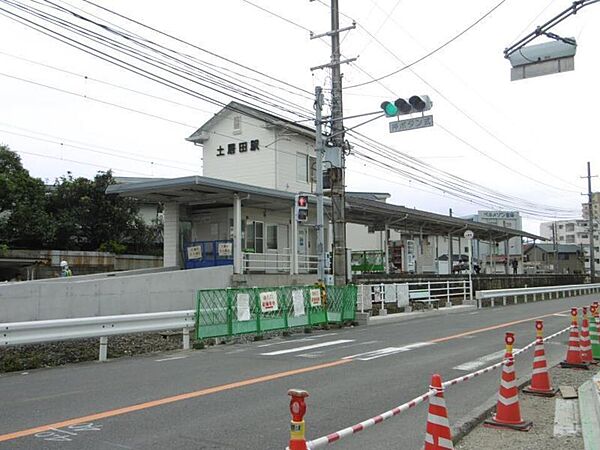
[587,162,596,282]
[310,0,356,285]
[329,0,347,286]
[314,87,325,280]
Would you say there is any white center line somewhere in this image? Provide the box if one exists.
[260,339,354,356]
[155,355,189,362]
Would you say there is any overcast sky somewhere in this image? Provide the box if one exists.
[1,0,598,234]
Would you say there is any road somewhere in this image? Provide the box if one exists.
[0,294,596,450]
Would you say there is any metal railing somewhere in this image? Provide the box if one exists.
[357,280,473,313]
[475,283,600,308]
[0,310,195,361]
[242,251,291,273]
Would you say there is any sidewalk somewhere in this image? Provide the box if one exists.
[456,365,599,450]
[366,304,476,326]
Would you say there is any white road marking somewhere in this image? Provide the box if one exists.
[154,355,189,362]
[260,339,354,356]
[343,342,433,361]
[225,349,248,354]
[257,338,315,348]
[553,399,581,437]
[453,349,519,371]
[554,313,571,317]
[468,312,479,315]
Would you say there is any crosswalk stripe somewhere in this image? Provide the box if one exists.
[343,342,432,361]
[259,339,354,356]
[453,349,520,371]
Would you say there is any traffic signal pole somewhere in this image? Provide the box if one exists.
[314,86,326,280]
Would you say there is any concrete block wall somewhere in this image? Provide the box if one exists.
[0,265,233,322]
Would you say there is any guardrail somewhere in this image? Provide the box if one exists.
[475,283,600,308]
[0,310,195,361]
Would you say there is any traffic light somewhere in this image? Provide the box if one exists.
[380,95,432,117]
[295,194,308,222]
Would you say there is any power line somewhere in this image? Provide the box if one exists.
[0,71,197,127]
[0,127,198,173]
[335,4,582,193]
[345,0,509,88]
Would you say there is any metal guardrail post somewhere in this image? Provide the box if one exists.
[99,336,108,362]
[182,328,190,350]
[462,280,466,304]
[446,281,451,307]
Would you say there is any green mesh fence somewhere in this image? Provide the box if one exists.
[230,288,260,336]
[196,284,357,339]
[196,289,230,339]
[326,285,357,323]
[307,286,328,326]
[282,286,310,329]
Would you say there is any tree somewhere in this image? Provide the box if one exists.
[0,145,53,248]
[46,170,160,253]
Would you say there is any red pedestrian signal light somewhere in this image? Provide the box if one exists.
[295,194,309,222]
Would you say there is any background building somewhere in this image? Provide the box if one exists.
[540,219,599,276]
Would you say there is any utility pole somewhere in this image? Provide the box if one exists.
[310,0,356,285]
[329,0,347,286]
[587,162,596,282]
[314,86,325,280]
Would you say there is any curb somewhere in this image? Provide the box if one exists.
[451,371,532,444]
[578,371,600,450]
[367,305,476,326]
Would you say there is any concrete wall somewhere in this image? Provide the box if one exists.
[0,265,233,323]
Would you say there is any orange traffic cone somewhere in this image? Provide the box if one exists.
[560,307,589,370]
[424,374,454,450]
[580,307,594,364]
[523,320,557,397]
[484,332,532,431]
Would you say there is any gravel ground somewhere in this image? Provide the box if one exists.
[456,364,597,450]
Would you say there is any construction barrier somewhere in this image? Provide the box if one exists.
[196,285,356,339]
[287,315,578,449]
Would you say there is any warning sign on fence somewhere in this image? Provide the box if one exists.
[292,290,305,317]
[260,291,278,313]
[187,245,202,260]
[310,289,322,307]
[236,293,251,322]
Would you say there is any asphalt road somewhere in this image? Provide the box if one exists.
[0,294,597,450]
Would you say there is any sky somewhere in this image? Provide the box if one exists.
[0,0,599,235]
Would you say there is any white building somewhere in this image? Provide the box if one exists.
[107,102,540,282]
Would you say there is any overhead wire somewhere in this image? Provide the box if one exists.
[345,0,510,88]
[336,3,582,193]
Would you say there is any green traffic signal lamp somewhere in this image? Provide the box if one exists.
[381,101,398,117]
[381,95,433,117]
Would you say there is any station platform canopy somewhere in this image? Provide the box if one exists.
[346,194,545,242]
[107,176,544,242]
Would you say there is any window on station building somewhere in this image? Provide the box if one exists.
[244,221,264,253]
[233,115,242,135]
[266,225,278,250]
[296,153,308,182]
